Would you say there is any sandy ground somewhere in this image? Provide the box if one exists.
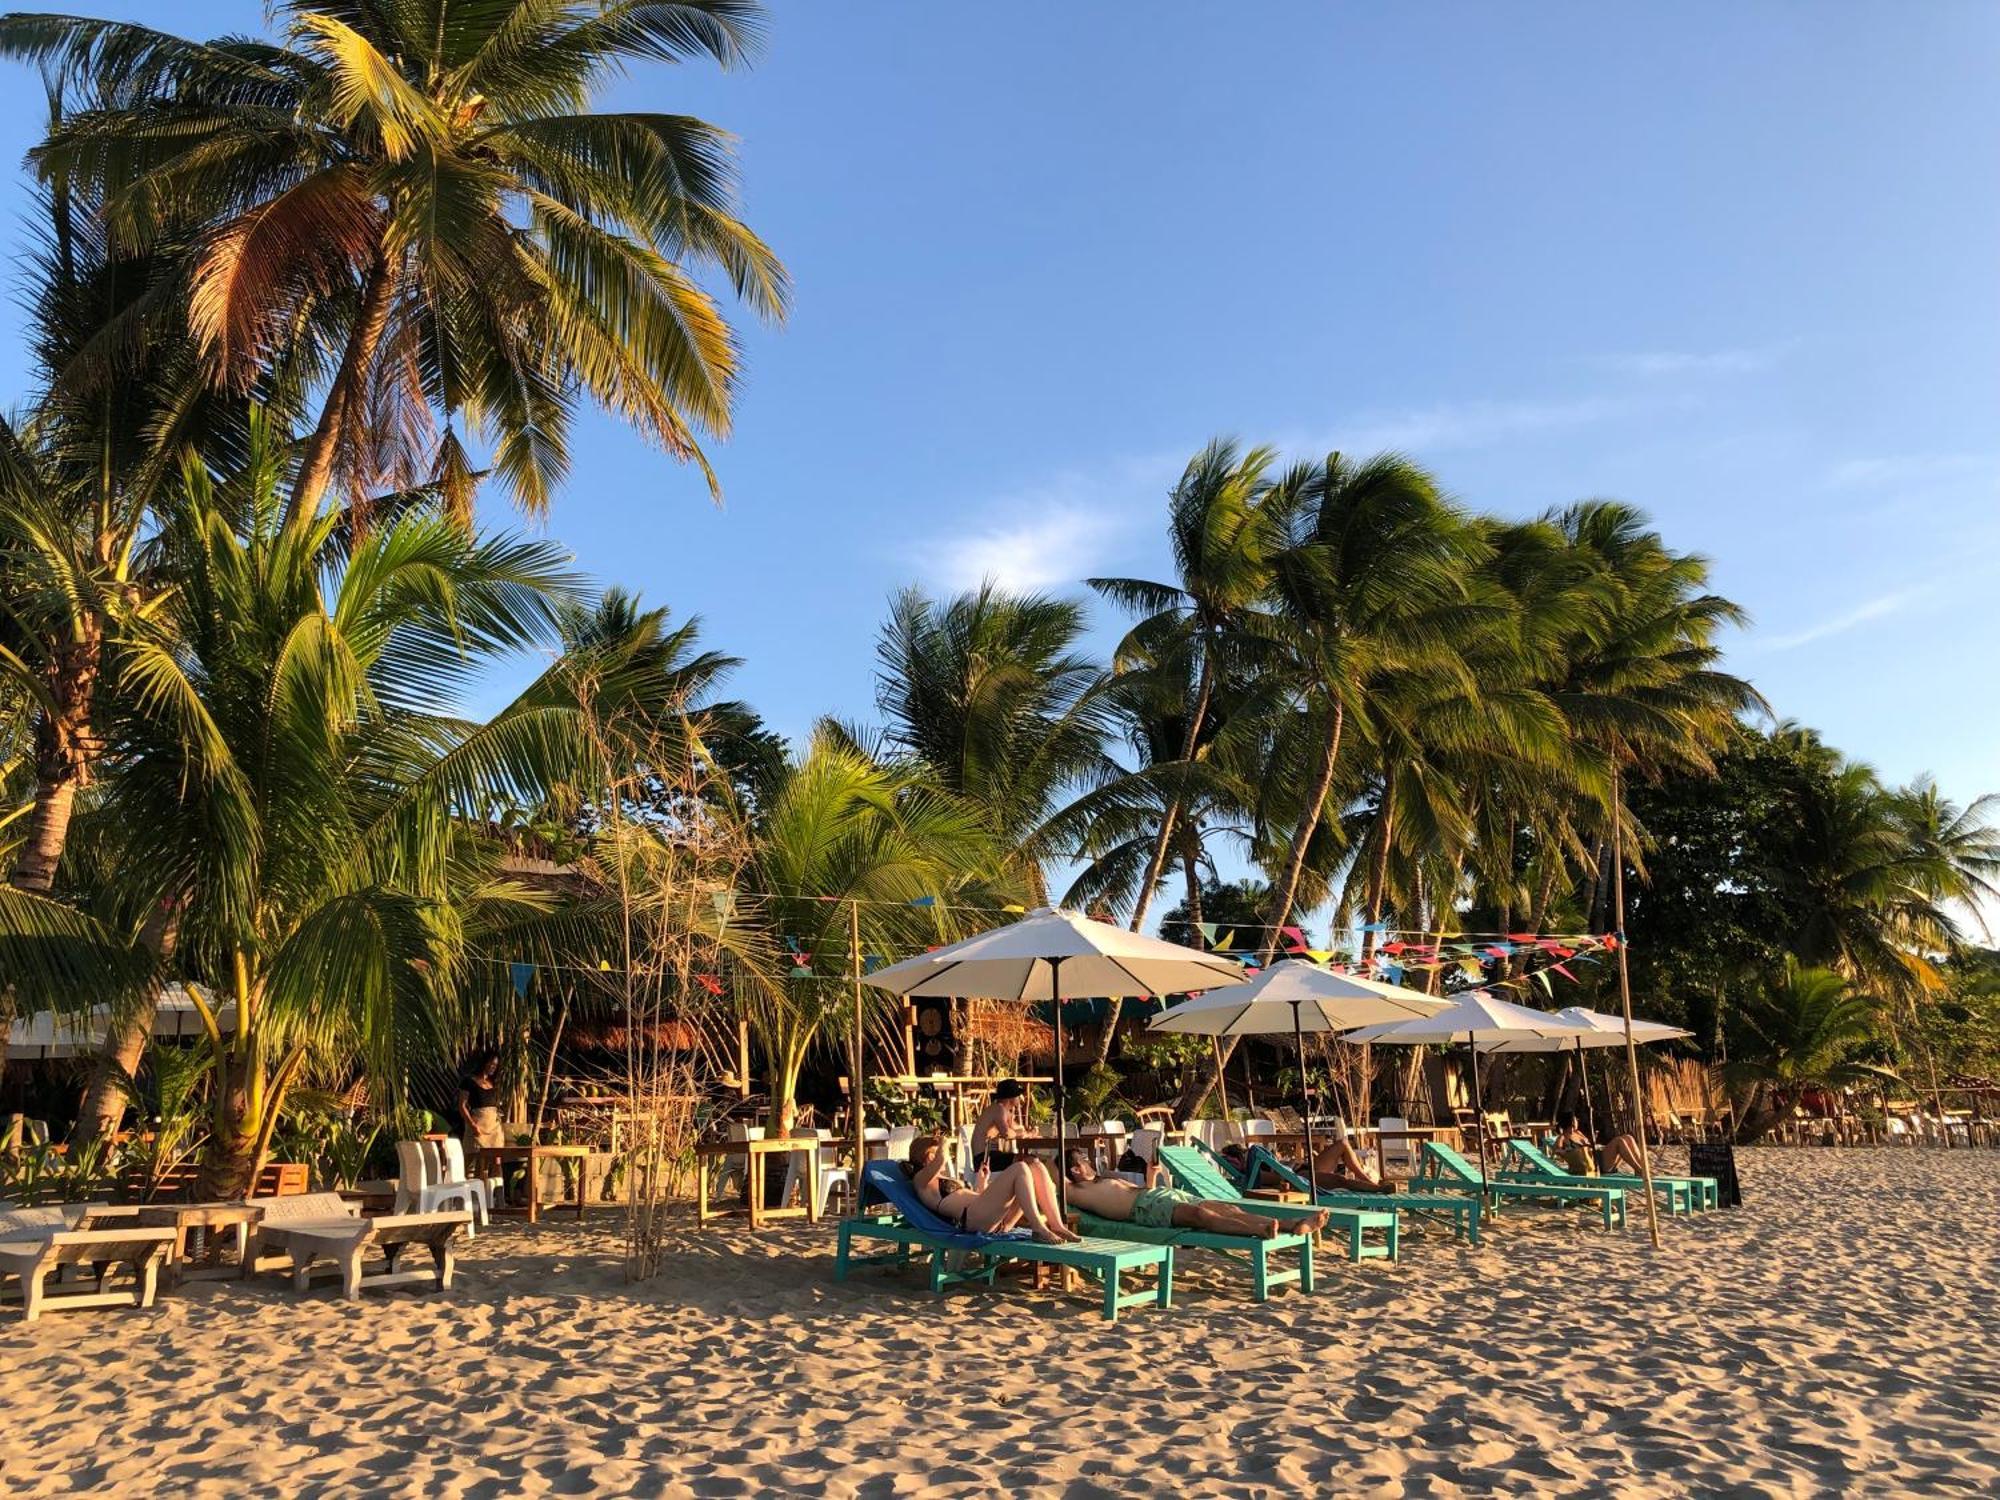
[2,1148,1996,1498]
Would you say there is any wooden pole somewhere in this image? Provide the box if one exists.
[1212,1036,1230,1119]
[850,899,866,1190]
[1611,763,1664,1250]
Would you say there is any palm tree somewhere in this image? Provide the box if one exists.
[1725,961,1892,1143]
[5,0,789,527]
[1086,439,1278,926]
[1252,451,1493,960]
[873,584,1115,899]
[732,727,1005,1130]
[91,424,592,1195]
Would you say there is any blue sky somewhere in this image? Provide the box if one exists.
[0,3,1994,828]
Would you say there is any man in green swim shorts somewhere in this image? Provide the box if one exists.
[1063,1150,1327,1239]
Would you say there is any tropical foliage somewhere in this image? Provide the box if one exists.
[2,4,1994,1176]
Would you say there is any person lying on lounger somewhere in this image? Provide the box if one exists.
[1063,1150,1327,1240]
[905,1130,1078,1244]
[1221,1130,1394,1195]
[1556,1114,1645,1176]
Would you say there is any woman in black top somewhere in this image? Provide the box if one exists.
[459,1050,505,1150]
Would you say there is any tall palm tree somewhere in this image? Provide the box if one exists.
[92,425,591,1195]
[1087,439,1278,927]
[873,584,1115,899]
[4,0,789,527]
[733,727,1005,1130]
[1253,451,1493,961]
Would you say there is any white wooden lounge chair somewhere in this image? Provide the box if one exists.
[248,1192,470,1301]
[0,1207,177,1323]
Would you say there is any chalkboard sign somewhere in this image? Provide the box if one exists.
[1687,1142,1743,1208]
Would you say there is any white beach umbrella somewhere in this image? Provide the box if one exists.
[865,906,1245,1205]
[1343,992,1596,1197]
[1475,1006,1693,1143]
[1150,960,1451,1168]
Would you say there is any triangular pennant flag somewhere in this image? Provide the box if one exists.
[1361,922,1390,933]
[509,962,534,998]
[1459,959,1484,978]
[1306,949,1333,963]
[1001,904,1026,914]
[1552,962,1578,982]
[712,891,736,920]
[909,895,936,907]
[1381,941,1405,955]
[789,964,814,979]
[598,959,612,971]
[1281,925,1307,951]
[1215,930,1236,952]
[1507,932,1537,943]
[696,973,723,996]
[1198,922,1218,943]
[1533,969,1553,996]
[1381,963,1404,984]
[864,954,884,973]
[783,934,800,952]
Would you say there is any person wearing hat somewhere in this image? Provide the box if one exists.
[968,1079,1028,1172]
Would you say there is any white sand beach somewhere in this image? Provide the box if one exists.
[3,1148,1996,1498]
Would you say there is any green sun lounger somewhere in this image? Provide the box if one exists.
[1157,1145,1399,1263]
[832,1162,1173,1322]
[1235,1143,1484,1246]
[1416,1141,1628,1230]
[1072,1209,1315,1302]
[1500,1139,1717,1215]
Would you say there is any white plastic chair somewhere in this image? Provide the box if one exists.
[1131,1128,1162,1165]
[438,1138,494,1228]
[1242,1118,1277,1140]
[883,1125,916,1165]
[780,1129,852,1217]
[393,1141,483,1233]
[1376,1116,1416,1173]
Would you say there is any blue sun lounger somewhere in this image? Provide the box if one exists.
[1416,1141,1628,1230]
[832,1161,1173,1322]
[1499,1139,1717,1215]
[1235,1143,1485,1246]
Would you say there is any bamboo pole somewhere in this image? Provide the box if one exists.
[1611,764,1663,1250]
[850,898,866,1189]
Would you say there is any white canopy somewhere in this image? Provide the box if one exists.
[1474,1005,1692,1053]
[1149,959,1450,1036]
[863,906,1244,1001]
[5,985,234,1060]
[1341,990,1596,1047]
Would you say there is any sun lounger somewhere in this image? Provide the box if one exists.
[0,1207,177,1323]
[1235,1144,1484,1246]
[248,1192,469,1300]
[833,1162,1173,1322]
[1156,1145,1398,1263]
[1416,1142,1627,1229]
[1070,1207,1315,1302]
[1500,1139,1716,1215]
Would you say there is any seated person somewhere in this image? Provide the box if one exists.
[1063,1149,1327,1240]
[1555,1114,1645,1176]
[905,1129,1077,1244]
[967,1079,1028,1171]
[1222,1130,1393,1196]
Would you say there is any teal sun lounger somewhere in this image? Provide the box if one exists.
[1415,1141,1628,1230]
[1234,1143,1484,1246]
[1499,1138,1717,1216]
[1157,1145,1399,1264]
[833,1161,1173,1322]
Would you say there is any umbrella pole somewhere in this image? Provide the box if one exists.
[1580,1039,1599,1145]
[850,899,865,1198]
[1050,956,1067,1218]
[1611,765,1664,1250]
[1293,1001,1317,1187]
[1468,1032,1491,1205]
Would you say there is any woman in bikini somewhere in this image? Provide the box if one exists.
[905,1130,1078,1244]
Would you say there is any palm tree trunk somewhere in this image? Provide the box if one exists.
[71,901,178,1151]
[286,244,396,532]
[9,629,101,894]
[1094,654,1217,1066]
[200,1047,261,1201]
[1361,792,1394,962]
[1173,698,1344,1119]
[1261,698,1344,962]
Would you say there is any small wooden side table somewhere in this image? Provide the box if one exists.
[696,1137,821,1230]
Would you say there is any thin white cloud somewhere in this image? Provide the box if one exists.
[1305,394,1645,457]
[1824,452,1995,489]
[1757,588,1925,652]
[1592,347,1782,378]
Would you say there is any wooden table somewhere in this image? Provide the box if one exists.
[81,1202,263,1284]
[477,1144,593,1226]
[696,1137,821,1230]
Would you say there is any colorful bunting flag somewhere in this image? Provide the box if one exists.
[509,962,534,997]
[909,895,936,907]
[696,973,723,996]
